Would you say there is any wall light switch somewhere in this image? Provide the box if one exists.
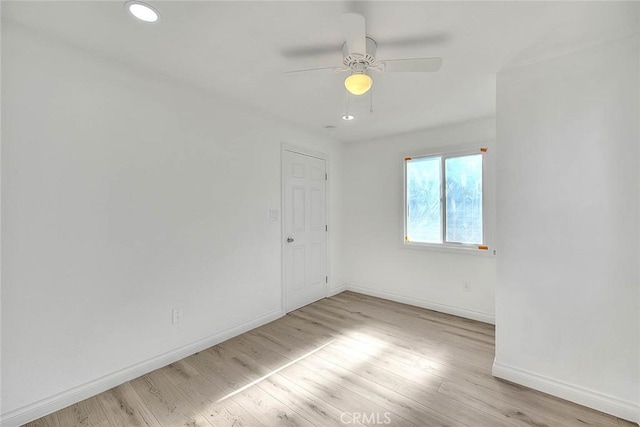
[172,309,183,324]
[269,209,279,222]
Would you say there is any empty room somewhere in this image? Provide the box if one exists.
[1,1,638,426]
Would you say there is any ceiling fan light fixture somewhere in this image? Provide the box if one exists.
[125,1,159,23]
[344,73,372,96]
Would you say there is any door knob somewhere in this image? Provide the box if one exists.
[287,237,294,243]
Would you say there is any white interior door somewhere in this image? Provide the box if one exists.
[283,150,327,313]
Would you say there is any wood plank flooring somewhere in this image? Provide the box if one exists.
[25,292,636,427]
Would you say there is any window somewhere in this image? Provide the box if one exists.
[404,149,486,249]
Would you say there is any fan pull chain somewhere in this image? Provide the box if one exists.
[345,90,350,116]
[370,85,374,113]
[342,90,354,120]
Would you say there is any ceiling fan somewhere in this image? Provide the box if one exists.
[285,13,443,96]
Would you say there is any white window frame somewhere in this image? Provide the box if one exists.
[403,145,493,256]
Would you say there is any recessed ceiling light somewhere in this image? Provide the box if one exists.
[125,1,159,23]
[342,115,355,121]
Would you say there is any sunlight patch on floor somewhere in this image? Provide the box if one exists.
[337,329,447,386]
[215,340,334,403]
[338,331,387,356]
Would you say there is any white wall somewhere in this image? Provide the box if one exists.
[494,35,640,422]
[0,21,343,425]
[0,5,4,420]
[340,117,497,323]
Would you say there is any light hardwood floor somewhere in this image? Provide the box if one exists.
[25,292,636,427]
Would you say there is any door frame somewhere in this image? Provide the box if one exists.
[281,143,329,314]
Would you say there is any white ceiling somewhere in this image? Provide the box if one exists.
[3,1,638,142]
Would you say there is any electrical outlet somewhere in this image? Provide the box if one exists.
[172,308,183,324]
[463,281,471,292]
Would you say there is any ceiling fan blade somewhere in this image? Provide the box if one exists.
[280,44,342,59]
[380,57,443,73]
[341,12,366,56]
[379,33,450,49]
[283,66,344,74]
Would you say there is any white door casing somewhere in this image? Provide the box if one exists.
[282,149,327,313]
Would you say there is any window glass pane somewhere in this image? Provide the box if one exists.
[445,154,483,244]
[406,157,442,243]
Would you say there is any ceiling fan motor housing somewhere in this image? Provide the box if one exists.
[342,37,377,70]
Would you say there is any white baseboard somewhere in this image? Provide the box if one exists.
[327,284,348,297]
[345,284,495,324]
[493,361,640,424]
[1,308,283,427]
